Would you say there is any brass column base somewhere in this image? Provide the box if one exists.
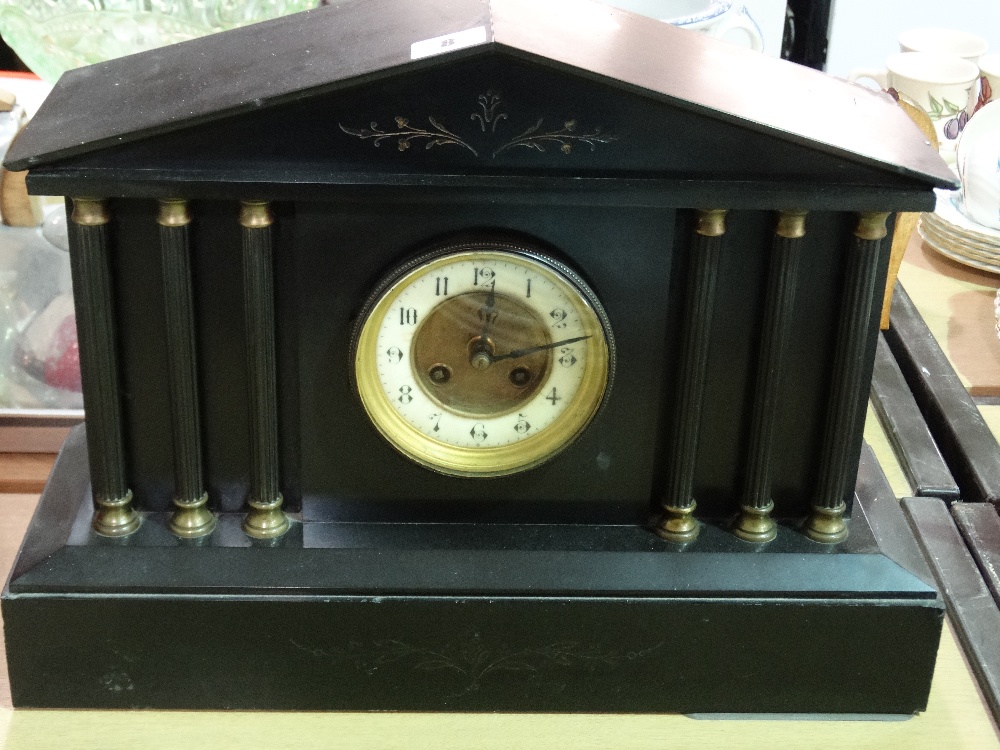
[169,492,217,538]
[92,489,141,537]
[243,494,290,540]
[732,501,777,543]
[803,502,849,544]
[655,502,700,543]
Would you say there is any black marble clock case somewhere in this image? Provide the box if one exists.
[2,0,954,712]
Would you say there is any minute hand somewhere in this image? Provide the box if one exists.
[491,335,592,362]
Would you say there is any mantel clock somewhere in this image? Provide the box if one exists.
[1,0,956,714]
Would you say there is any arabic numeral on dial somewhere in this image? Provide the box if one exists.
[470,423,488,442]
[526,278,532,298]
[430,412,442,433]
[399,307,418,326]
[546,387,561,405]
[435,277,449,296]
[514,414,531,434]
[549,308,568,329]
[398,385,414,404]
[558,347,577,367]
[386,346,403,364]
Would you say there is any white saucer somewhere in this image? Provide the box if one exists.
[919,189,1000,274]
[933,189,1000,244]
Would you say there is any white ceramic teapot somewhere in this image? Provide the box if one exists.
[599,0,764,51]
[957,100,1000,230]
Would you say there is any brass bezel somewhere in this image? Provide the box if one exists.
[352,243,614,477]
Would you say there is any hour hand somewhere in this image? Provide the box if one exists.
[491,335,591,362]
[478,281,497,339]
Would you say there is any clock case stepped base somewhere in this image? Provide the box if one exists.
[2,426,943,713]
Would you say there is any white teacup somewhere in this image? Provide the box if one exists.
[898,28,989,63]
[600,0,763,51]
[849,52,980,148]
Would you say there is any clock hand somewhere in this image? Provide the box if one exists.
[478,280,497,341]
[491,335,592,362]
[468,280,500,370]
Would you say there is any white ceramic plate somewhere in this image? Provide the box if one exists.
[923,213,1000,256]
[918,220,1000,274]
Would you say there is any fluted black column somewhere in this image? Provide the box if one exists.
[805,212,890,543]
[159,199,215,538]
[732,210,807,543]
[240,200,289,539]
[68,198,140,537]
[656,209,727,543]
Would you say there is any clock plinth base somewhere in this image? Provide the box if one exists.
[2,427,942,714]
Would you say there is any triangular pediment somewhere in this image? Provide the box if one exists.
[6,0,954,191]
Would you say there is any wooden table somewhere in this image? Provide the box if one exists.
[866,231,1000,498]
[896,233,1000,400]
[0,453,54,494]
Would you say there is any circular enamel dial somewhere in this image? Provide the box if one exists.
[352,242,613,477]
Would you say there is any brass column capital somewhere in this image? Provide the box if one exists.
[855,212,891,241]
[240,200,274,229]
[157,198,192,227]
[775,209,808,239]
[71,197,110,226]
[694,209,727,237]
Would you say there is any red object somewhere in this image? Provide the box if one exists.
[0,71,41,80]
[43,315,82,392]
